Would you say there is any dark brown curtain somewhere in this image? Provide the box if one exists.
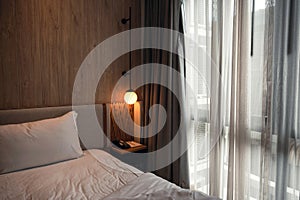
[142,0,189,188]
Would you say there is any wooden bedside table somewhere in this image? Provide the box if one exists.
[107,142,147,170]
[110,144,147,155]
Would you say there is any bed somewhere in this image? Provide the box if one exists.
[0,104,219,200]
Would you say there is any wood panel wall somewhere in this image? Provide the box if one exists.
[0,0,141,110]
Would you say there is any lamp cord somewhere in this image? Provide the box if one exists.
[129,7,132,90]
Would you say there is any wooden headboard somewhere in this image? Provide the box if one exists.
[0,102,143,149]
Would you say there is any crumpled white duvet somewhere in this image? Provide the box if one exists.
[0,149,219,200]
[0,149,142,200]
[103,173,220,200]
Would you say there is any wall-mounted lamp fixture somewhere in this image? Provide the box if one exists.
[122,7,137,105]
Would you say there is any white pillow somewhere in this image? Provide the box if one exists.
[0,111,83,174]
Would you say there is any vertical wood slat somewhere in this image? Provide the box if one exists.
[0,0,141,110]
[100,103,142,146]
[105,103,112,147]
[109,103,134,141]
[133,101,142,143]
[0,0,19,108]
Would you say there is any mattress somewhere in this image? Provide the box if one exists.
[0,149,219,200]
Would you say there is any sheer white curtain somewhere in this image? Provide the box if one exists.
[184,0,300,199]
[184,0,214,192]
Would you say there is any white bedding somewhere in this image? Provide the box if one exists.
[0,149,142,199]
[0,149,218,200]
[103,173,219,200]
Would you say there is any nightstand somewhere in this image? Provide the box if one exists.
[107,142,147,170]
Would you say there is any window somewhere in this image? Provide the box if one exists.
[184,0,300,199]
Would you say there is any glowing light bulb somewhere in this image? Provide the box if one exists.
[124,89,137,104]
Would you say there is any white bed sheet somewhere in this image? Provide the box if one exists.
[103,173,220,200]
[0,149,142,200]
[0,149,219,200]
